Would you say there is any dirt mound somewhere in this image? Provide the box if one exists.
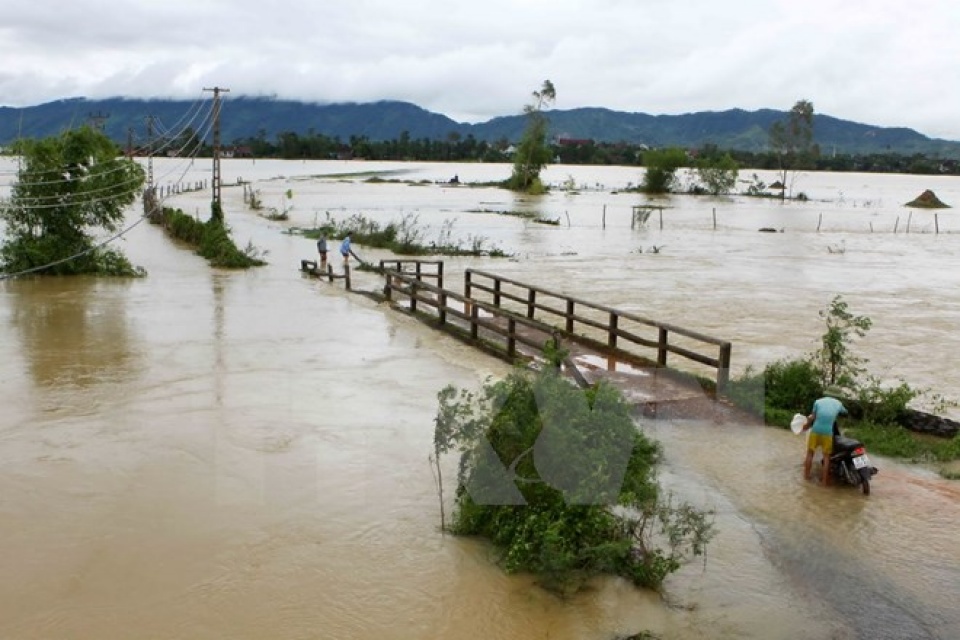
[905,189,950,208]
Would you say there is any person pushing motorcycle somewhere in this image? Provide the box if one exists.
[801,387,849,485]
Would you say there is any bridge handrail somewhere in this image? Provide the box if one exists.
[464,268,731,389]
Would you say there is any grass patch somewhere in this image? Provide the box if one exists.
[158,207,267,268]
[296,212,510,258]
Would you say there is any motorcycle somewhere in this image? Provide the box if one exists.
[829,423,879,495]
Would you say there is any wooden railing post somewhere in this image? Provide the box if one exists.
[566,300,575,333]
[527,289,536,319]
[657,327,668,366]
[470,302,479,340]
[438,291,447,326]
[409,282,417,313]
[416,261,422,283]
[437,261,444,290]
[507,318,516,357]
[464,270,472,299]
[608,312,618,349]
[493,278,502,307]
[717,342,732,393]
[344,264,351,290]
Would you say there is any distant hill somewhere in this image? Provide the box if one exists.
[3,96,960,158]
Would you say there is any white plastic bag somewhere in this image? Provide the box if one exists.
[790,413,807,434]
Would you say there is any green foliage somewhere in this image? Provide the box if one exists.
[433,368,713,593]
[159,207,267,269]
[507,80,556,193]
[300,212,508,257]
[814,294,872,388]
[846,422,960,465]
[0,126,146,277]
[641,147,688,193]
[693,152,739,195]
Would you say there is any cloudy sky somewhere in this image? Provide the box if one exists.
[2,0,959,139]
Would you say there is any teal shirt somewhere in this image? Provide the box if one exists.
[811,397,847,435]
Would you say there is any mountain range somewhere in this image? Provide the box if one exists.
[3,96,960,158]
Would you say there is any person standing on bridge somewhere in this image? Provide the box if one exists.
[801,387,848,486]
[340,233,352,265]
[317,234,328,271]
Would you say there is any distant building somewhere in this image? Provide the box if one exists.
[556,136,593,147]
[223,145,253,158]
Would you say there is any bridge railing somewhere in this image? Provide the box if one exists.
[381,268,591,384]
[464,268,732,390]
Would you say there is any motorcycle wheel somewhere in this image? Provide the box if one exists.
[858,468,872,496]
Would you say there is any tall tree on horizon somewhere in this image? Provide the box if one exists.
[507,80,556,193]
[769,99,816,200]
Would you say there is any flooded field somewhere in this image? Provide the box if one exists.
[1,158,958,639]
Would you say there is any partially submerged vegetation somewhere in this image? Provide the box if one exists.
[155,207,267,268]
[432,350,714,594]
[295,212,509,257]
[727,295,960,476]
[0,126,146,277]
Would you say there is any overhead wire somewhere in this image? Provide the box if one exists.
[0,93,224,280]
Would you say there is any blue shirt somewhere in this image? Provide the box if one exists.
[810,397,847,435]
[340,237,351,255]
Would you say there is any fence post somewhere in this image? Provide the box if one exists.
[657,327,668,366]
[438,291,447,326]
[470,303,479,340]
[344,264,351,291]
[608,312,618,349]
[437,261,444,290]
[409,282,417,313]
[717,342,732,393]
[935,213,940,235]
[464,270,472,299]
[493,278,501,307]
[527,289,537,319]
[566,300,575,333]
[507,318,516,357]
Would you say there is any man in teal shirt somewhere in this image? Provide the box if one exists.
[801,389,848,485]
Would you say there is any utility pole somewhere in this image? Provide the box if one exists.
[143,115,160,222]
[88,110,110,132]
[203,86,230,222]
[145,115,156,189]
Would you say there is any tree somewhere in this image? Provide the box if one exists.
[641,147,688,193]
[0,126,146,276]
[694,152,739,195]
[506,80,556,193]
[769,100,815,200]
[814,294,872,389]
[433,364,713,594]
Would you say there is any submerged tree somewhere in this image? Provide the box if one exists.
[506,80,556,194]
[769,99,816,200]
[641,147,688,193]
[432,364,713,594]
[1,126,146,276]
[694,151,740,195]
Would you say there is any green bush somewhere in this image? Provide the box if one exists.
[432,366,713,593]
[160,207,266,269]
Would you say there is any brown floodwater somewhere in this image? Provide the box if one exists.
[1,159,958,639]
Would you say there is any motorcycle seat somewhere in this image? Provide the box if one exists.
[833,435,862,452]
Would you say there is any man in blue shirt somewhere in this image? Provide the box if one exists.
[340,233,352,264]
[801,388,848,485]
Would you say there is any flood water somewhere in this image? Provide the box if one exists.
[1,158,958,639]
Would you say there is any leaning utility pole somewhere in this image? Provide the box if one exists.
[203,86,230,222]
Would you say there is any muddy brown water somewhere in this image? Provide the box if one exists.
[1,159,958,639]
